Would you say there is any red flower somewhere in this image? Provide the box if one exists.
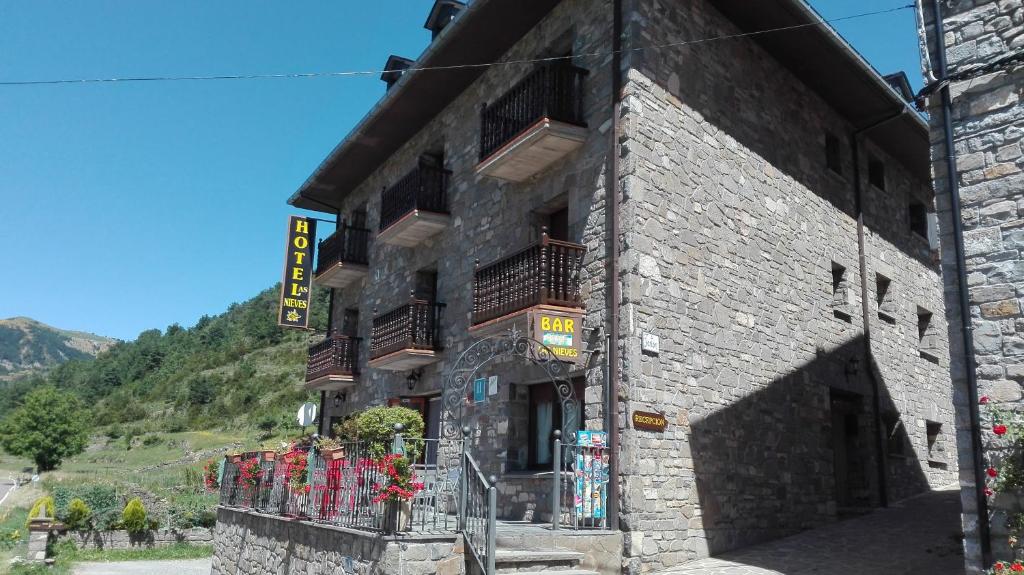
[994,424,1008,436]
[980,396,990,405]
[1011,562,1023,572]
[988,467,999,478]
[995,561,1005,571]
[985,487,995,497]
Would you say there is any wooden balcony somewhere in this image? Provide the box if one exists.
[314,224,371,289]
[476,63,588,183]
[471,233,586,332]
[377,161,451,247]
[305,335,360,391]
[368,298,444,371]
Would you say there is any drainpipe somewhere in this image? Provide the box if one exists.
[929,0,991,565]
[604,0,624,527]
[849,109,906,510]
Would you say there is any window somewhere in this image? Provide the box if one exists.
[527,379,583,469]
[884,414,905,457]
[868,157,886,190]
[832,262,852,322]
[547,207,570,241]
[826,132,842,174]
[876,273,896,324]
[926,421,947,468]
[909,199,928,239]
[917,306,940,363]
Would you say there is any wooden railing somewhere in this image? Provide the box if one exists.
[306,335,360,382]
[315,224,371,274]
[472,233,586,326]
[370,298,443,360]
[379,162,451,232]
[479,63,588,161]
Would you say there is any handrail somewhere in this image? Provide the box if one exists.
[306,335,360,381]
[315,223,371,273]
[461,451,496,575]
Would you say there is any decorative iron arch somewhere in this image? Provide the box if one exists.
[441,326,578,442]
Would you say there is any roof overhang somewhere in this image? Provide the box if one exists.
[704,0,930,181]
[290,0,562,212]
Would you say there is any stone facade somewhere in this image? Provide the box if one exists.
[58,528,213,550]
[294,0,958,573]
[212,507,464,575]
[920,0,1024,572]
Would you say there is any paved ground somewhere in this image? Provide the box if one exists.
[659,487,964,575]
[0,476,16,507]
[71,558,211,575]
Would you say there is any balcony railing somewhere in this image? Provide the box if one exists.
[315,224,371,275]
[306,335,360,383]
[379,162,451,233]
[479,63,588,162]
[472,233,586,326]
[370,298,444,360]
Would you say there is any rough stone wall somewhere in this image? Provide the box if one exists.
[59,528,213,550]
[614,0,957,571]
[212,507,464,575]
[317,0,615,521]
[920,0,1024,572]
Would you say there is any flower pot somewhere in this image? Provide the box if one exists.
[383,499,412,534]
[228,454,242,464]
[261,450,276,462]
[322,448,346,461]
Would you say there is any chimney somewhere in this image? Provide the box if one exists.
[381,55,414,91]
[883,72,914,103]
[424,0,466,40]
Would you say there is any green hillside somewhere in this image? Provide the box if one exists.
[0,317,115,380]
[0,285,330,434]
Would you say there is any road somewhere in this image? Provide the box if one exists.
[0,475,16,507]
[71,558,211,575]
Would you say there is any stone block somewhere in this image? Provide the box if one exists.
[964,226,1003,256]
[981,299,1022,318]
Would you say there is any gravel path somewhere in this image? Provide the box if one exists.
[656,487,964,575]
[71,558,211,575]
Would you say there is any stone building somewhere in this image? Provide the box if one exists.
[918,0,1024,572]
[226,0,958,572]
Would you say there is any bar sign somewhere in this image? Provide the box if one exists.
[278,215,317,329]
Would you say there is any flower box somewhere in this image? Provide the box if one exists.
[321,447,346,461]
[261,450,276,462]
[228,454,242,464]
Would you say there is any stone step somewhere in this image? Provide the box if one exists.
[495,549,585,573]
[501,571,599,575]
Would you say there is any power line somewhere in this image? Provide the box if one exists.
[0,4,914,87]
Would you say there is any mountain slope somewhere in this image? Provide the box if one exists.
[0,317,115,379]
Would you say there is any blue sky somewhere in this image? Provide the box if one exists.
[0,1,923,341]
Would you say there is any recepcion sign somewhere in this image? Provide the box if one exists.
[632,410,667,432]
[533,311,582,361]
[278,216,317,329]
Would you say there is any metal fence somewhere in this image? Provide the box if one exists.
[460,451,496,575]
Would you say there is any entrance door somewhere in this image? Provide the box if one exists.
[830,389,869,511]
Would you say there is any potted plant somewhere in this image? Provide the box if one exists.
[227,453,242,464]
[372,453,423,534]
[203,458,220,491]
[316,436,346,461]
[283,448,311,495]
[237,457,262,491]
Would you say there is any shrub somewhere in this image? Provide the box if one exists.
[121,498,147,534]
[53,483,118,523]
[354,406,425,459]
[168,496,217,529]
[25,497,54,528]
[142,434,163,447]
[64,499,92,531]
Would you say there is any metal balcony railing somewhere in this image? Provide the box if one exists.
[315,224,371,275]
[306,335,360,382]
[472,233,586,326]
[379,162,451,232]
[370,298,444,360]
[479,63,588,161]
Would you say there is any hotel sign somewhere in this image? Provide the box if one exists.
[533,310,582,362]
[278,215,317,329]
[632,411,667,432]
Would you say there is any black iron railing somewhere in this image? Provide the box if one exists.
[315,224,371,274]
[479,63,588,161]
[472,233,586,326]
[306,335,360,382]
[379,162,451,232]
[370,298,444,360]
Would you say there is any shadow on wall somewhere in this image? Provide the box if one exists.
[689,337,933,555]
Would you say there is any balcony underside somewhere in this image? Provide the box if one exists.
[476,119,587,182]
[314,262,368,289]
[367,348,439,371]
[377,210,450,247]
[305,373,357,392]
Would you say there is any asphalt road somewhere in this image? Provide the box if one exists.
[71,558,211,575]
[0,476,16,507]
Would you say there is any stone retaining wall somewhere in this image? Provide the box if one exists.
[58,528,213,550]
[212,506,465,575]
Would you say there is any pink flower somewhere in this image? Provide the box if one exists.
[985,487,995,497]
[994,424,1008,436]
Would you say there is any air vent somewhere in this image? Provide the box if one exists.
[424,0,466,40]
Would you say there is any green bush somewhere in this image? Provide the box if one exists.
[141,434,162,447]
[25,497,54,528]
[168,495,216,529]
[65,499,92,531]
[354,406,425,459]
[53,483,119,524]
[121,498,148,534]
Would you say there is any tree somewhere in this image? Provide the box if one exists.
[0,387,90,471]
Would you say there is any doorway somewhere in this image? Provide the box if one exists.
[830,389,871,512]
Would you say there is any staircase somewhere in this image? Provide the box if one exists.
[494,548,598,575]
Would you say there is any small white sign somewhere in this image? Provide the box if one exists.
[297,402,318,427]
[641,332,660,355]
[488,375,498,396]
